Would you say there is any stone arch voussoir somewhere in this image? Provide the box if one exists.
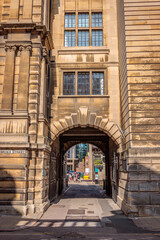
[50,107,123,146]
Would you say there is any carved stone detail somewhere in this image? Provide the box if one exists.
[5,45,17,52]
[0,119,27,134]
[19,45,32,54]
[42,47,49,62]
[50,107,123,145]
[42,47,47,57]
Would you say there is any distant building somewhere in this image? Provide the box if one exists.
[66,146,78,172]
[76,144,88,162]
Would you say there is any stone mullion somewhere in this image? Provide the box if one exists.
[22,0,33,21]
[17,45,31,111]
[9,0,20,21]
[1,46,17,111]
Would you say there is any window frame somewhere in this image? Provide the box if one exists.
[63,72,76,95]
[62,70,107,96]
[64,10,103,47]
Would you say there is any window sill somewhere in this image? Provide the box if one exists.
[58,47,110,55]
[58,95,109,98]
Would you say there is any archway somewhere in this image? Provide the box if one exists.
[49,107,123,146]
[49,125,120,204]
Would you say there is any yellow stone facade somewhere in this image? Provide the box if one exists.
[0,0,159,216]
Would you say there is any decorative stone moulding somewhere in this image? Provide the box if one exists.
[0,119,28,134]
[50,107,123,146]
[5,44,32,53]
[5,45,17,52]
[19,45,32,52]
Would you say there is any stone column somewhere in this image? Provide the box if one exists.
[39,47,48,117]
[43,0,48,26]
[1,45,17,111]
[22,0,33,22]
[9,0,20,21]
[17,45,32,111]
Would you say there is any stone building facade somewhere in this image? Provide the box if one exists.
[0,0,159,216]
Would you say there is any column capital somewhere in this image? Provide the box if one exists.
[5,45,17,52]
[19,45,32,52]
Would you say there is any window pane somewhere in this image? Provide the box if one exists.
[78,13,89,27]
[92,72,104,95]
[78,73,90,95]
[78,30,89,46]
[63,73,75,95]
[64,31,75,47]
[92,13,103,27]
[92,30,103,46]
[65,13,76,28]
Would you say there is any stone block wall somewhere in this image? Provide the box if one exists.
[0,0,48,25]
[0,0,53,215]
[117,0,160,216]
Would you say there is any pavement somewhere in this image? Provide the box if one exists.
[0,182,160,239]
[0,212,43,232]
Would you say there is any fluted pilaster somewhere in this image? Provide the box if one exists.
[17,45,32,111]
[1,45,17,111]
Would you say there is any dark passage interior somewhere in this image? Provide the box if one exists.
[49,127,119,204]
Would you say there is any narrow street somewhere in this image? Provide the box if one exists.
[0,182,160,240]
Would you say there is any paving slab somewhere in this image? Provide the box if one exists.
[0,182,160,238]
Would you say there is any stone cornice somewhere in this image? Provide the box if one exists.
[0,23,54,51]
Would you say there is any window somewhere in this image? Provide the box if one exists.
[63,73,75,95]
[64,12,103,47]
[92,13,103,27]
[65,13,76,28]
[63,72,105,95]
[78,73,90,95]
[64,31,75,47]
[92,30,103,46]
[78,13,89,27]
[78,30,89,46]
[92,72,104,95]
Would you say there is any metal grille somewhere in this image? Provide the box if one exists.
[63,72,75,95]
[92,72,104,95]
[78,72,90,95]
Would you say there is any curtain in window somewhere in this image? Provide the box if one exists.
[92,72,104,95]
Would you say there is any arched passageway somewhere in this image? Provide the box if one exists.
[49,126,119,204]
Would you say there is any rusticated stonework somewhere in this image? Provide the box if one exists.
[0,0,159,217]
